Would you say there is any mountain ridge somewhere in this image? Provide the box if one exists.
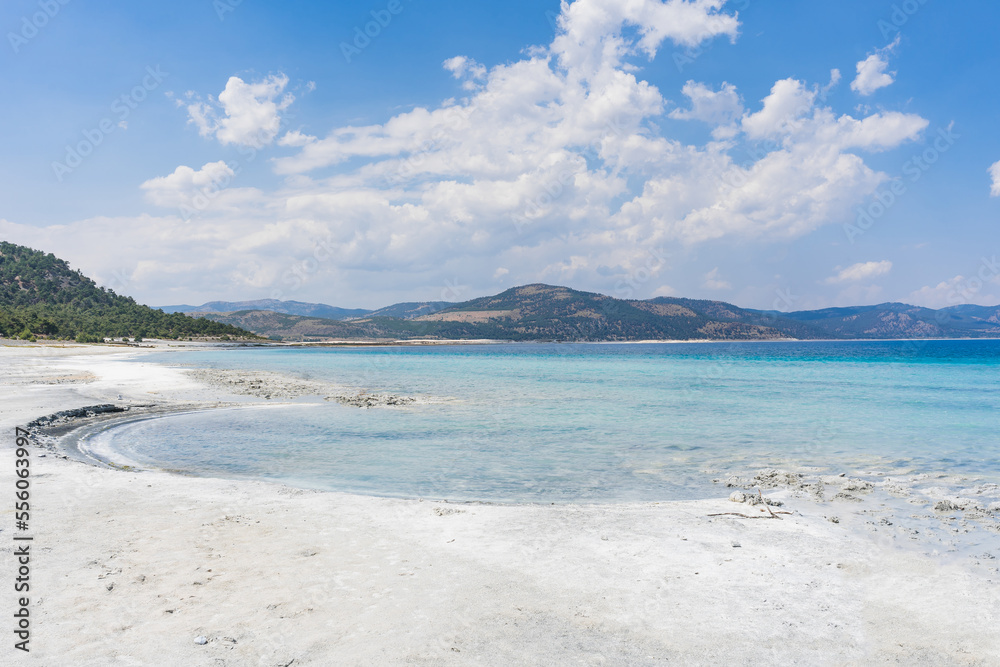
[5,240,997,343]
[197,283,1000,342]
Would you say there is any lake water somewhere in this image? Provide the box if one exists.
[93,340,1000,502]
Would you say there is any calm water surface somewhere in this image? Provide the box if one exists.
[92,340,1000,502]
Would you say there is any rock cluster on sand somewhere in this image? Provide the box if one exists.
[186,368,333,400]
[186,367,416,407]
[26,403,129,429]
[325,392,416,408]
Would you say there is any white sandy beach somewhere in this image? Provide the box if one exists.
[1,342,998,665]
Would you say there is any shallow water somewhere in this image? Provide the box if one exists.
[94,340,1000,502]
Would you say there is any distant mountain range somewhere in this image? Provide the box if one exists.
[358,301,453,320]
[12,239,995,345]
[159,298,453,321]
[756,302,1000,338]
[189,284,1000,342]
[159,299,373,320]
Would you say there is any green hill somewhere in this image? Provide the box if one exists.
[202,284,1000,342]
[0,241,256,342]
[411,284,810,341]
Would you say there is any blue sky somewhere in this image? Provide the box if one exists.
[1,0,998,310]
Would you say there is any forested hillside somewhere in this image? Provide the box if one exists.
[0,242,255,341]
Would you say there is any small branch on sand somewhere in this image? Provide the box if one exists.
[708,490,792,519]
[760,489,780,519]
[707,512,792,519]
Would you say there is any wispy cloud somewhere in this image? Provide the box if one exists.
[989,160,1000,197]
[824,260,893,284]
[702,267,731,290]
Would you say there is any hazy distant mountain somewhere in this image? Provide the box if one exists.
[193,284,1000,342]
[350,301,453,320]
[192,310,388,342]
[751,302,1000,338]
[159,299,371,320]
[939,304,1000,324]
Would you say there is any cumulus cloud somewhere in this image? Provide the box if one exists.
[851,37,900,96]
[187,74,294,147]
[443,56,487,90]
[16,0,935,306]
[669,80,743,135]
[906,275,1000,309]
[824,260,892,285]
[278,130,316,148]
[651,285,676,297]
[702,267,731,290]
[990,160,1000,197]
[140,161,235,207]
[742,78,816,139]
[551,0,739,78]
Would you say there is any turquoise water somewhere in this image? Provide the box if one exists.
[100,340,1000,502]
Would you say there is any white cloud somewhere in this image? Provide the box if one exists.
[12,1,937,307]
[989,160,1000,197]
[551,0,739,78]
[651,285,676,297]
[702,267,731,290]
[187,74,294,147]
[851,37,900,96]
[824,260,892,285]
[907,275,997,309]
[140,161,235,207]
[669,80,743,136]
[278,130,316,148]
[742,78,816,139]
[828,111,929,151]
[444,56,487,90]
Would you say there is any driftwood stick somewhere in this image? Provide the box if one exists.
[759,489,780,519]
[707,511,792,519]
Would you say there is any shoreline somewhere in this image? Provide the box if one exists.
[2,342,999,664]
